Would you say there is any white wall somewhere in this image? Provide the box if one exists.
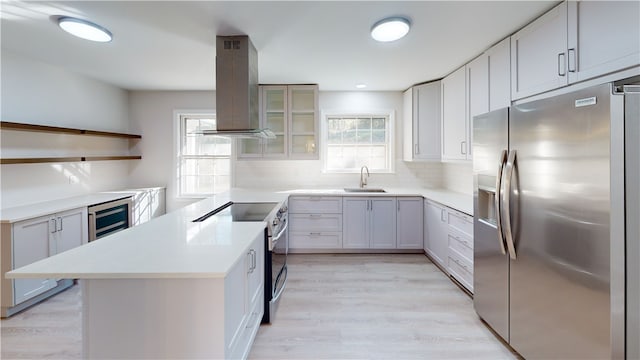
[127,90,215,211]
[1,51,132,208]
[441,162,473,195]
[128,90,447,211]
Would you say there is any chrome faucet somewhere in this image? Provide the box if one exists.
[360,166,370,188]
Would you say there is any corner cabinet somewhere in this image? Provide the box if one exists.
[396,197,424,249]
[1,207,88,317]
[238,84,318,160]
[403,81,441,161]
[424,200,448,271]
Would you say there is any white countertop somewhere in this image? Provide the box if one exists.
[5,187,469,280]
[283,187,473,215]
[0,193,137,224]
[7,189,287,279]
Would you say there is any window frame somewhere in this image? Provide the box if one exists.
[320,110,395,174]
[174,111,233,199]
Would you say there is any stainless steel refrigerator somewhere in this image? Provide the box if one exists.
[473,79,637,359]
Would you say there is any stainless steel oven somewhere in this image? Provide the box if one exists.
[193,199,289,323]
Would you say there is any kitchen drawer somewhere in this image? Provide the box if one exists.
[289,232,342,249]
[290,213,342,232]
[448,228,473,262]
[447,209,473,238]
[448,248,473,292]
[289,196,343,214]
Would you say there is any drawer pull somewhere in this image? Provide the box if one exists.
[309,232,321,236]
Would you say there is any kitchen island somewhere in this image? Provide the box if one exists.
[7,189,287,359]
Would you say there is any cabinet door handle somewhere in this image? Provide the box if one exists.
[397,201,400,212]
[568,48,576,73]
[58,217,63,232]
[50,218,57,233]
[441,209,447,222]
[558,52,566,76]
[415,144,419,155]
[461,141,467,155]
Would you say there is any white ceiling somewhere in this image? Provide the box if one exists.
[1,1,558,91]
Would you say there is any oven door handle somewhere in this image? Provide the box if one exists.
[271,218,288,243]
[271,264,288,303]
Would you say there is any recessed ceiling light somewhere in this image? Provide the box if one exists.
[371,17,411,42]
[58,16,112,43]
[356,83,367,89]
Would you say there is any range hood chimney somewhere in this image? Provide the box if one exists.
[204,35,274,138]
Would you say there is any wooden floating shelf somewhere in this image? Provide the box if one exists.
[1,156,142,165]
[0,121,141,139]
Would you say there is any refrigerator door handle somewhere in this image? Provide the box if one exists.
[495,150,507,255]
[503,149,517,259]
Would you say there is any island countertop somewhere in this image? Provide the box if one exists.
[7,189,287,280]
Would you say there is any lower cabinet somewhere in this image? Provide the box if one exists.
[424,199,474,293]
[424,200,449,270]
[2,207,88,316]
[128,187,166,226]
[396,197,424,249]
[343,197,397,249]
[289,196,343,250]
[225,233,264,359]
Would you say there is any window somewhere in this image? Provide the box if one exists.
[323,113,393,172]
[177,114,231,197]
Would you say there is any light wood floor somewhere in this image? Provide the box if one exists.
[1,254,515,359]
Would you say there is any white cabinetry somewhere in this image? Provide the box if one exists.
[289,196,343,250]
[467,54,489,159]
[129,187,166,226]
[11,215,57,305]
[487,38,511,111]
[511,1,639,100]
[567,1,640,84]
[225,233,264,360]
[424,200,449,271]
[511,2,568,100]
[396,197,424,249]
[239,85,318,159]
[441,66,469,161]
[446,208,474,293]
[2,207,87,316]
[343,197,397,249]
[403,81,441,161]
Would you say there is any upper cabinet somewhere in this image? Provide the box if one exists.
[403,81,441,162]
[486,38,511,111]
[511,0,640,100]
[566,0,640,84]
[511,2,569,100]
[238,84,318,160]
[466,54,489,160]
[441,66,469,161]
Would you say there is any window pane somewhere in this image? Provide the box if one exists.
[372,130,386,143]
[372,118,386,130]
[357,118,371,130]
[179,114,231,196]
[323,115,391,172]
[357,129,371,143]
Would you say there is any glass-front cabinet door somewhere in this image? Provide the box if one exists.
[263,86,287,158]
[237,84,318,160]
[289,85,318,158]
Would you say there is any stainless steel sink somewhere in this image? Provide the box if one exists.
[343,188,386,193]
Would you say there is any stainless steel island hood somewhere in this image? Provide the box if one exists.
[204,35,274,139]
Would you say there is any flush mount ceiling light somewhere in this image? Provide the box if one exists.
[370,17,411,42]
[58,16,112,42]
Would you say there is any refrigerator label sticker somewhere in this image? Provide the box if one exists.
[575,97,597,107]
